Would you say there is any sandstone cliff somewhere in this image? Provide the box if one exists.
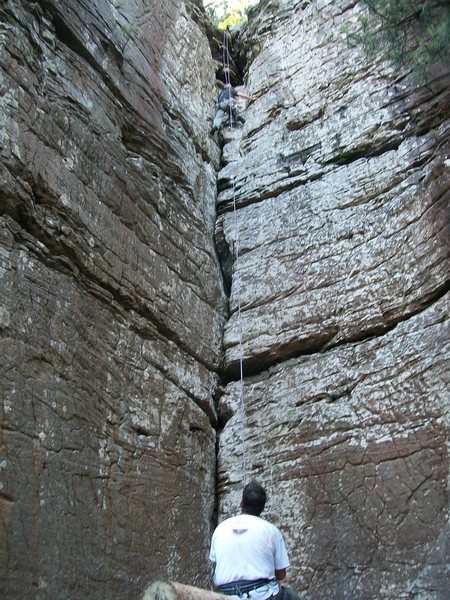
[1,0,225,597]
[0,0,448,599]
[216,1,449,599]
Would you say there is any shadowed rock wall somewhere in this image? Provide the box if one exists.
[1,0,449,599]
[216,1,449,599]
[0,0,225,598]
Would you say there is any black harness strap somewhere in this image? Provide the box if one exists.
[218,578,273,596]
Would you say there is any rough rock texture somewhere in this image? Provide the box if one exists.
[219,298,449,599]
[0,0,224,598]
[1,0,449,598]
[216,1,449,599]
[217,0,449,375]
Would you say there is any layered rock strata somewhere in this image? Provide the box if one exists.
[216,1,449,599]
[0,0,225,598]
[1,0,449,599]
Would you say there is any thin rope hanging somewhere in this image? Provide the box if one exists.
[222,30,247,485]
[222,31,234,128]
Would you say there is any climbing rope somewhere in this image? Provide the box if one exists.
[222,30,247,485]
[232,178,247,486]
[222,31,234,128]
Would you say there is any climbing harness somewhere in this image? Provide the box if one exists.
[222,30,247,485]
[218,578,274,597]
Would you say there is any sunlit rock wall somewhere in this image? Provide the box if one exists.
[216,1,449,598]
[0,0,224,598]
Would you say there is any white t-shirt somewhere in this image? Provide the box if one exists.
[209,514,290,600]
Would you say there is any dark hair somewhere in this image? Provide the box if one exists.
[242,481,266,516]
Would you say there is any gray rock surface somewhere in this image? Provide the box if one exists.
[216,1,449,599]
[218,297,449,599]
[1,0,449,598]
[216,0,449,375]
[0,0,224,597]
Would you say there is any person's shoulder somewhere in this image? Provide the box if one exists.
[258,516,283,535]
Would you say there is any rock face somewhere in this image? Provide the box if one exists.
[0,0,225,598]
[216,1,449,599]
[1,0,449,599]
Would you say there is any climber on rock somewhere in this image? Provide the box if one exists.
[210,82,255,134]
[209,481,304,600]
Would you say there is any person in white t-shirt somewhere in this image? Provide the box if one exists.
[209,481,303,600]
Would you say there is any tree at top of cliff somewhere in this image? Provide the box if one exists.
[358,0,450,76]
[204,0,259,29]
